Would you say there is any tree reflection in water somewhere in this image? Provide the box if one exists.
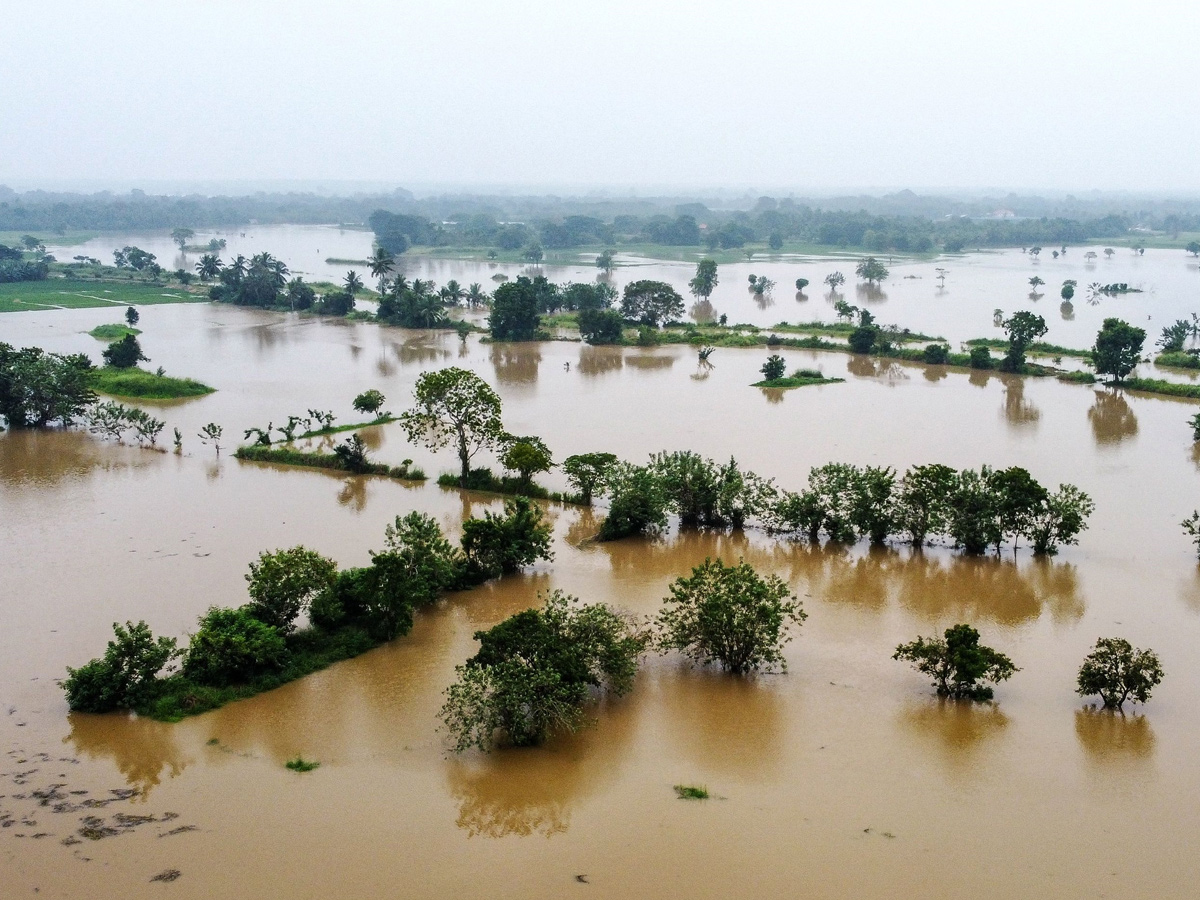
[1088,389,1138,445]
[577,345,623,377]
[1001,375,1040,429]
[490,343,541,385]
[1074,707,1156,767]
[64,713,189,798]
[899,697,1010,772]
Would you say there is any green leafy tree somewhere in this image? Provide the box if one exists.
[1061,279,1076,300]
[1158,319,1191,353]
[367,246,395,293]
[795,278,810,291]
[849,465,897,544]
[0,343,95,428]
[595,249,615,272]
[987,465,1048,551]
[945,468,998,555]
[489,276,543,340]
[182,607,288,687]
[1000,311,1048,372]
[620,280,685,327]
[399,367,505,483]
[440,590,645,751]
[1028,275,1045,293]
[501,435,553,491]
[895,464,957,546]
[460,496,554,579]
[597,463,668,540]
[656,558,806,675]
[523,242,544,264]
[1092,318,1145,382]
[198,422,223,455]
[848,325,877,354]
[245,546,338,633]
[333,434,370,472]
[578,308,624,344]
[171,227,195,249]
[1026,484,1094,555]
[854,257,889,285]
[362,512,462,639]
[102,334,149,369]
[824,271,846,292]
[562,452,618,504]
[768,232,784,251]
[124,306,139,326]
[689,259,719,301]
[63,621,178,713]
[760,354,786,381]
[1187,241,1200,257]
[1182,511,1200,558]
[352,389,387,416]
[196,253,222,281]
[894,624,1017,700]
[1076,638,1164,709]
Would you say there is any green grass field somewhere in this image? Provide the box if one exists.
[89,367,215,399]
[0,280,209,313]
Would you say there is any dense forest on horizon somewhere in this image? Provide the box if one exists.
[4,184,1200,253]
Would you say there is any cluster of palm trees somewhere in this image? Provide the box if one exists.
[376,273,491,327]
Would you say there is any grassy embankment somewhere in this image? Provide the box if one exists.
[88,323,141,341]
[0,279,207,313]
[1155,352,1200,371]
[234,444,426,481]
[434,469,584,505]
[89,367,214,399]
[964,338,1093,360]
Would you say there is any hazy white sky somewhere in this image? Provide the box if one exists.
[2,0,1196,192]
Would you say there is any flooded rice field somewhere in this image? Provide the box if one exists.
[47,224,1200,349]
[5,292,1200,897]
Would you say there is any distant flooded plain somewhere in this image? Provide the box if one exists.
[5,258,1200,897]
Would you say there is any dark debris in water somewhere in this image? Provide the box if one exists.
[150,869,182,883]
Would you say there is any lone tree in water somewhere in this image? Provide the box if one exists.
[1076,637,1163,710]
[1092,318,1145,382]
[399,367,505,483]
[656,558,806,675]
[352,389,387,417]
[824,271,846,292]
[689,259,719,302]
[760,354,786,382]
[562,452,618,504]
[1000,311,1048,372]
[854,257,888,286]
[125,306,139,326]
[894,624,1017,700]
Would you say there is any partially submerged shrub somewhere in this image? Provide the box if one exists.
[440,590,646,751]
[893,624,1017,701]
[656,558,805,675]
[1076,637,1164,709]
[460,496,554,579]
[63,621,178,712]
[182,607,288,687]
[245,546,338,632]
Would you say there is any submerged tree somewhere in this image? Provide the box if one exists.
[440,590,647,751]
[854,257,888,285]
[63,621,179,713]
[656,558,805,675]
[399,367,505,483]
[1092,318,1145,382]
[102,334,149,369]
[893,624,1017,700]
[562,452,618,504]
[689,259,719,301]
[1000,311,1048,372]
[245,546,338,633]
[1076,637,1163,710]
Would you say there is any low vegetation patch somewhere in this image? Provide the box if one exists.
[1057,371,1097,384]
[88,366,214,399]
[754,368,844,389]
[1120,378,1200,400]
[965,337,1092,360]
[1154,352,1200,370]
[673,785,710,800]
[88,323,141,341]
[296,415,395,439]
[234,444,425,480]
[285,757,320,772]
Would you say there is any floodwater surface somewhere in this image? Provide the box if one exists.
[4,294,1200,898]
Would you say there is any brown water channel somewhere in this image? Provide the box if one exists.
[4,303,1200,898]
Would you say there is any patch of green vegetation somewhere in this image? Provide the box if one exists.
[1121,378,1200,400]
[673,785,710,800]
[436,467,584,505]
[324,257,369,266]
[754,368,845,389]
[1155,352,1200,370]
[965,337,1092,360]
[1057,371,1097,384]
[773,321,942,342]
[0,230,100,247]
[0,280,207,313]
[296,416,396,439]
[88,367,214,399]
[147,625,382,721]
[285,757,320,772]
[88,323,142,341]
[234,444,426,480]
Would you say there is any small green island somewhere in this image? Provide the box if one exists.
[89,366,214,400]
[754,369,845,389]
[88,323,141,341]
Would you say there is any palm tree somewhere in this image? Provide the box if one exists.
[367,247,395,293]
[344,270,364,296]
[389,274,410,297]
[195,254,222,282]
[465,283,488,308]
[441,279,465,306]
[225,254,248,283]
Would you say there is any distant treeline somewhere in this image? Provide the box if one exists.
[5,184,1200,253]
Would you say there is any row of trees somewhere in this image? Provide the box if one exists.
[63,500,554,714]
[0,242,50,282]
[439,556,1163,752]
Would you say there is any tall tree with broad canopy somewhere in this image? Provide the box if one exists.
[489,276,543,340]
[1092,318,1145,382]
[656,558,806,675]
[562,452,619,504]
[399,367,505,483]
[1076,638,1164,709]
[1000,311,1048,372]
[689,259,719,301]
[245,546,339,633]
[855,257,889,285]
[620,280,685,327]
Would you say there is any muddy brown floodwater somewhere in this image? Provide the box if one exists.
[4,297,1200,899]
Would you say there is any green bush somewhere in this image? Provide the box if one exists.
[63,621,178,712]
[894,623,1017,701]
[922,343,949,364]
[848,326,877,354]
[578,308,624,344]
[760,354,786,381]
[598,464,669,541]
[245,546,338,633]
[364,512,461,639]
[968,346,993,369]
[460,496,554,579]
[182,607,288,687]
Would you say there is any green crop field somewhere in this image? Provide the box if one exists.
[0,280,209,313]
